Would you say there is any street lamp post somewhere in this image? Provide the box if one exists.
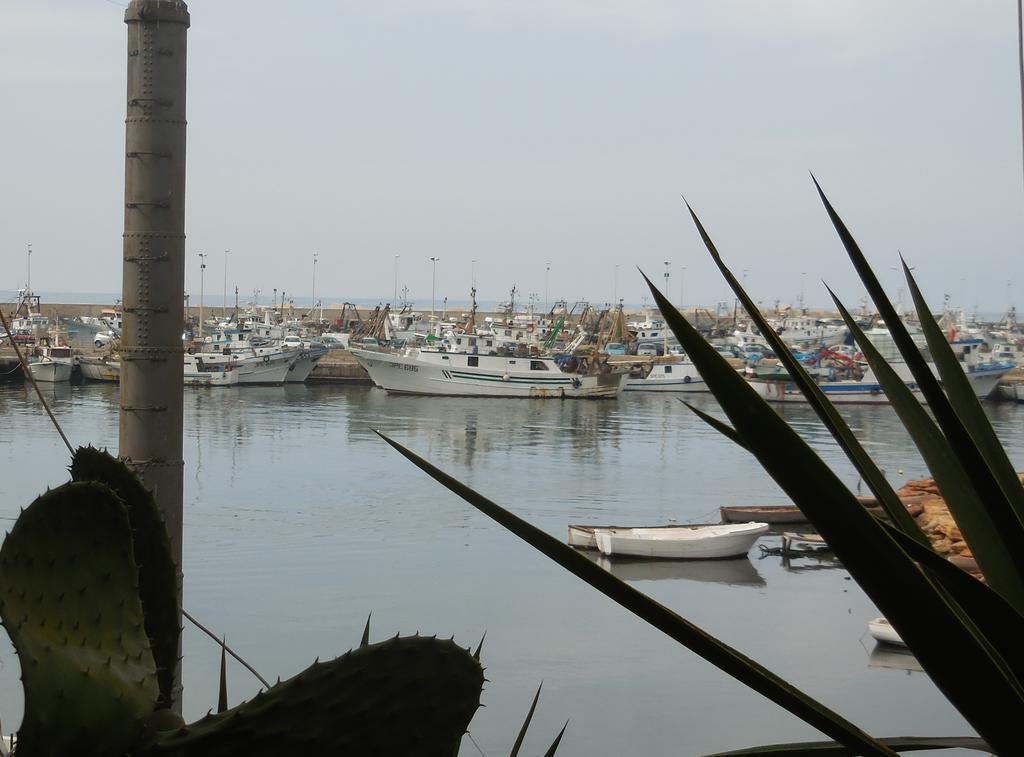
[430,256,440,324]
[223,250,229,320]
[545,261,550,312]
[26,243,32,293]
[198,253,207,338]
[312,253,319,324]
[614,264,620,307]
[663,261,671,355]
[471,259,477,290]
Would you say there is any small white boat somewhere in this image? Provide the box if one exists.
[183,355,239,386]
[593,522,770,560]
[868,616,906,647]
[26,345,74,383]
[622,358,709,393]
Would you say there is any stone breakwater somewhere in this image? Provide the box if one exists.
[888,476,1024,576]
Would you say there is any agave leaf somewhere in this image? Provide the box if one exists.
[510,683,542,757]
[902,261,1024,525]
[831,291,1024,614]
[542,721,569,757]
[704,735,990,756]
[881,521,1024,677]
[684,201,924,544]
[644,273,1024,750]
[217,641,228,714]
[375,432,894,754]
[680,400,747,450]
[814,178,1024,611]
[688,313,1024,687]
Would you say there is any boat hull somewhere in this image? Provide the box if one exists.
[352,348,623,398]
[594,523,770,560]
[78,357,121,382]
[27,360,73,383]
[868,617,906,647]
[719,505,808,524]
[284,348,326,383]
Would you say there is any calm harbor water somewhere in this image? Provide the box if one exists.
[2,381,1021,754]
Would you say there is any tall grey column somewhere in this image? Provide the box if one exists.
[121,0,189,708]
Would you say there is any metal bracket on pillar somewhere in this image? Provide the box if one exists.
[127,150,173,159]
[121,405,168,413]
[126,198,172,209]
[123,305,169,314]
[128,97,173,108]
[125,252,170,263]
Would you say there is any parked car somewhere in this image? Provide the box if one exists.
[637,343,661,357]
[93,330,117,348]
[601,342,627,356]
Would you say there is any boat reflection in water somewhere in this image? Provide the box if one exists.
[868,644,924,674]
[583,551,765,587]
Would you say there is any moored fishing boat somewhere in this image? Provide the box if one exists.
[78,355,121,382]
[622,358,708,393]
[25,344,74,383]
[593,522,770,560]
[352,346,624,398]
[183,355,239,386]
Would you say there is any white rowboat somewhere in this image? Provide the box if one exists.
[593,522,770,560]
[868,617,906,647]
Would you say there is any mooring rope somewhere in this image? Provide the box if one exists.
[0,310,75,456]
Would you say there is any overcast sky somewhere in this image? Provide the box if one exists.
[2,1,1023,313]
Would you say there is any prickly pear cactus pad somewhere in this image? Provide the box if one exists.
[0,482,159,756]
[70,446,180,706]
[143,635,484,757]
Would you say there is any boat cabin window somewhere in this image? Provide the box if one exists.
[530,360,548,371]
[504,330,512,336]
[485,340,493,347]
[467,356,479,367]
[664,365,672,374]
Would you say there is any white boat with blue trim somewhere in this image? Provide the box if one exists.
[750,338,1013,404]
[622,358,708,393]
[352,346,624,398]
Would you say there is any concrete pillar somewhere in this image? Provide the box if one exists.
[120,0,189,708]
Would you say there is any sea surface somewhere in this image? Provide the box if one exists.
[1,381,1020,754]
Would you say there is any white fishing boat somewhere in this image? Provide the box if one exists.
[867,617,906,647]
[78,355,121,382]
[283,343,327,383]
[593,522,770,560]
[26,344,74,383]
[622,358,708,393]
[26,353,73,382]
[183,355,239,386]
[351,345,624,398]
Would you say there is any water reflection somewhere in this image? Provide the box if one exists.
[595,553,766,586]
[868,644,924,674]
